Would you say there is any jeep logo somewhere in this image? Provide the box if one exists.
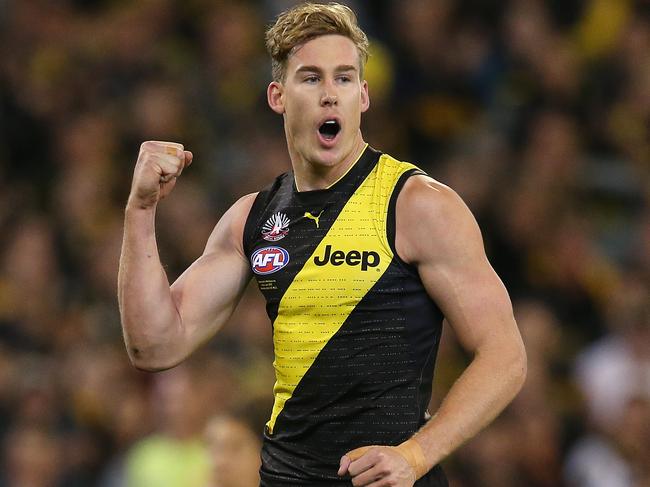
[313,245,380,271]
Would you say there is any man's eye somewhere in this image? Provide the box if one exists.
[338,76,351,83]
[304,76,319,83]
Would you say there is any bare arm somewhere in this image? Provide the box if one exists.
[118,141,254,371]
[402,177,526,468]
[340,176,526,486]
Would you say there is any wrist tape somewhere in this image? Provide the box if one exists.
[394,438,428,479]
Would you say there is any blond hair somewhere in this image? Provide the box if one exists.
[265,2,369,82]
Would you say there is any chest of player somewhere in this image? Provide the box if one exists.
[248,203,392,309]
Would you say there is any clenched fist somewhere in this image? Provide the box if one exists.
[128,141,193,209]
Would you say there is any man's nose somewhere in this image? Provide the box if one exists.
[320,84,338,106]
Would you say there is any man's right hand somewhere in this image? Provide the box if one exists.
[128,141,193,209]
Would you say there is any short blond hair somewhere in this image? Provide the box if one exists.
[265,2,369,82]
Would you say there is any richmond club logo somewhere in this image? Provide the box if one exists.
[262,212,290,241]
[251,246,290,275]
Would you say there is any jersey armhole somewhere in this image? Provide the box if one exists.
[242,172,292,257]
[242,171,292,257]
[387,168,426,277]
[242,191,270,257]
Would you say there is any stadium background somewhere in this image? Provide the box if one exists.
[0,0,648,485]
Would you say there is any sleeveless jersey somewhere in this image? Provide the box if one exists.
[243,146,448,486]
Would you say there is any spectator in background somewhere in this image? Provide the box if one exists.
[565,396,650,487]
[573,273,650,433]
[0,424,64,487]
[565,272,650,487]
[204,411,263,487]
[122,364,212,487]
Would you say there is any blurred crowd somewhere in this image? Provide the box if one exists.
[0,0,648,486]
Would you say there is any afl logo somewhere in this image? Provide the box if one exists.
[251,246,290,275]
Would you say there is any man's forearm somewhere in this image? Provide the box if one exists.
[118,205,182,370]
[413,340,527,471]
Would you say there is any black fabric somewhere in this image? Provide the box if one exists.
[260,256,445,484]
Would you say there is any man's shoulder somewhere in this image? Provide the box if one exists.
[204,192,259,254]
[395,172,485,266]
[229,192,260,219]
[398,173,460,215]
[369,148,462,219]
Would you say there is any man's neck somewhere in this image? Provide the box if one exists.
[291,135,367,192]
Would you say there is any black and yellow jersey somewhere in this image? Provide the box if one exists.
[243,145,447,486]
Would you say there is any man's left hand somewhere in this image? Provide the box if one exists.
[338,445,416,486]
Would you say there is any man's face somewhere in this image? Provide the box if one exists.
[268,34,370,169]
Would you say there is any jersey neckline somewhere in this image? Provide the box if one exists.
[290,145,380,204]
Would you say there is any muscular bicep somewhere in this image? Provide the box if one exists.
[419,242,515,353]
[169,193,255,353]
[396,178,517,353]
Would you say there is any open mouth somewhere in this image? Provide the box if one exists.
[318,119,341,141]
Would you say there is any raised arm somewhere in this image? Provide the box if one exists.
[118,141,254,371]
[340,175,527,486]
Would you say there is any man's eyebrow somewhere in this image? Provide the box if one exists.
[294,64,358,74]
[295,65,323,74]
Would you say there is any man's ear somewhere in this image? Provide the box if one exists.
[360,80,370,113]
[267,81,285,114]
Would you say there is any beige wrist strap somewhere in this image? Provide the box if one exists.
[394,438,428,479]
